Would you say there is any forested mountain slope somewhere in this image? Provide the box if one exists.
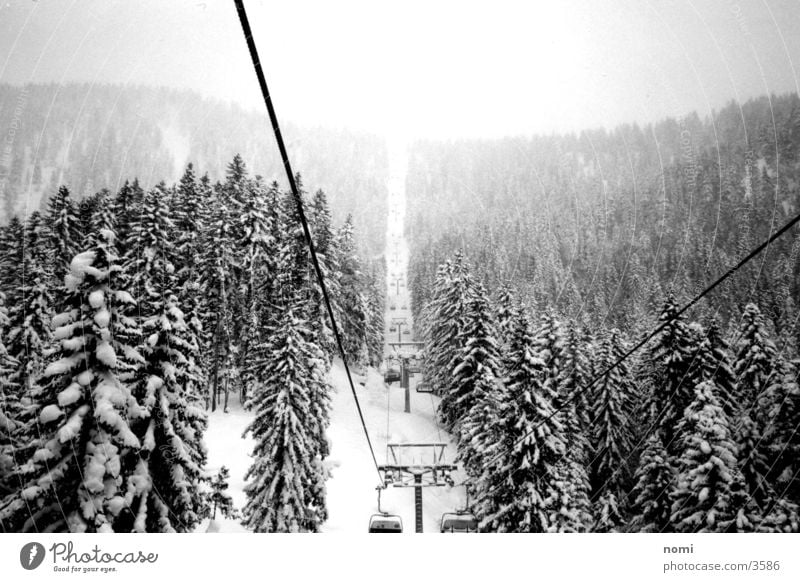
[0,83,388,257]
[408,94,800,341]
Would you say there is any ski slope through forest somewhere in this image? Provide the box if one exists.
[200,139,465,533]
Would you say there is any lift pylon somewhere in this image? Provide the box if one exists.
[378,443,458,533]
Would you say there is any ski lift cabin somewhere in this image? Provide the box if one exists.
[384,368,401,384]
[368,513,403,533]
[440,512,478,533]
[416,382,433,393]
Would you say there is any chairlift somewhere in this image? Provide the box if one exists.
[369,487,403,533]
[416,382,433,394]
[440,511,478,533]
[384,368,401,384]
[401,305,407,309]
[368,514,403,533]
[402,329,411,335]
[389,326,397,332]
[390,304,397,310]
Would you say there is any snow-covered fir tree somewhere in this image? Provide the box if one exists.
[87,190,117,246]
[46,185,81,285]
[337,215,368,365]
[646,294,696,454]
[242,301,330,532]
[132,291,209,532]
[731,304,779,517]
[493,282,519,357]
[209,466,237,520]
[472,311,569,532]
[363,266,386,366]
[0,230,144,532]
[198,181,239,411]
[120,184,210,531]
[760,357,800,520]
[690,318,737,417]
[670,380,738,532]
[0,217,25,304]
[451,285,504,475]
[6,212,54,395]
[589,329,634,531]
[308,189,340,359]
[428,251,476,422]
[628,427,675,532]
[0,291,22,517]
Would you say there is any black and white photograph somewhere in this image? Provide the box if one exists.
[1,0,799,579]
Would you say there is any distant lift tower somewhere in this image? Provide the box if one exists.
[385,341,424,413]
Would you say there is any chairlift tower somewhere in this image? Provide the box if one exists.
[386,342,424,413]
[378,443,457,533]
[390,276,403,295]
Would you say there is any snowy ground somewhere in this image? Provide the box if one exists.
[200,137,465,533]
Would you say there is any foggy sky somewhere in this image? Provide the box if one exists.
[1,0,799,139]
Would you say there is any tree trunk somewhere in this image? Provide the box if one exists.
[223,373,230,413]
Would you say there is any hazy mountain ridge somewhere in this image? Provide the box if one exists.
[0,82,388,256]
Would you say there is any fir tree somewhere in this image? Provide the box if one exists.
[0,218,25,305]
[88,190,116,246]
[429,251,476,421]
[493,282,518,356]
[732,304,778,513]
[646,295,696,454]
[198,185,238,411]
[690,319,737,417]
[628,428,674,532]
[132,292,209,532]
[472,312,568,532]
[242,303,329,532]
[0,230,144,532]
[451,286,504,474]
[590,329,634,531]
[337,215,368,364]
[46,186,81,284]
[0,291,22,514]
[6,212,54,396]
[209,466,237,520]
[670,380,738,532]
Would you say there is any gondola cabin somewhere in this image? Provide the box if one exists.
[368,514,403,533]
[440,512,478,533]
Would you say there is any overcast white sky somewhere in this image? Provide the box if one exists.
[1,0,799,138]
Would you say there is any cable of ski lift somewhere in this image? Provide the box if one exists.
[233,0,383,485]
